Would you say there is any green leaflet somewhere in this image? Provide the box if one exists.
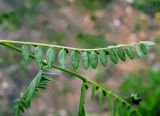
[90,85,96,101]
[81,51,89,70]
[127,109,136,116]
[113,98,118,116]
[106,93,111,111]
[46,48,55,68]
[35,46,43,66]
[117,48,126,62]
[71,50,80,69]
[96,86,99,90]
[109,49,118,64]
[89,51,98,69]
[134,47,142,58]
[15,107,20,116]
[125,46,134,60]
[21,45,30,62]
[102,90,107,96]
[58,49,68,68]
[140,41,155,46]
[100,50,107,66]
[117,101,123,116]
[124,106,130,116]
[140,43,148,55]
[78,82,88,116]
[98,90,103,106]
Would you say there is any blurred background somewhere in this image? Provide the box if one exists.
[0,0,160,116]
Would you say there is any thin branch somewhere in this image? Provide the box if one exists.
[0,39,153,51]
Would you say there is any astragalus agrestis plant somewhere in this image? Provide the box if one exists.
[0,40,155,116]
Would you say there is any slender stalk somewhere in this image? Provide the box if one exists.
[78,82,87,116]
[0,42,141,115]
[0,39,142,51]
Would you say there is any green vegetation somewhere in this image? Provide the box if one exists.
[132,0,160,16]
[120,69,160,116]
[78,0,112,11]
[76,32,109,48]
[0,10,21,28]
[0,40,154,116]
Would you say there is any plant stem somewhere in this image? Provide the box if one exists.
[0,39,142,51]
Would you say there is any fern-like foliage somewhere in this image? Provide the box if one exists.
[14,70,52,116]
[0,40,155,116]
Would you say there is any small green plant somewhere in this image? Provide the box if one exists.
[119,69,160,116]
[76,32,109,48]
[0,10,21,28]
[131,0,160,16]
[77,0,112,11]
[0,40,154,116]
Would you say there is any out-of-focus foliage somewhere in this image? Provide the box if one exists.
[0,10,20,28]
[76,32,110,48]
[153,36,160,52]
[23,0,40,11]
[0,0,41,29]
[43,30,66,44]
[119,69,160,116]
[78,0,112,11]
[132,0,160,16]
